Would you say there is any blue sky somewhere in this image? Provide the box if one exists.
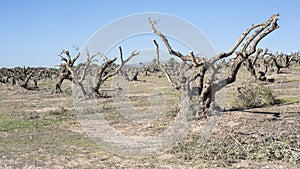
[0,0,299,67]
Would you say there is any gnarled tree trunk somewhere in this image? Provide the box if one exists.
[93,47,139,96]
[55,50,79,93]
[149,14,279,118]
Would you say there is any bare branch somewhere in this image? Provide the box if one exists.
[210,14,279,64]
[247,15,279,55]
[252,48,263,65]
[153,39,180,89]
[119,46,124,62]
[99,53,111,62]
[148,17,193,64]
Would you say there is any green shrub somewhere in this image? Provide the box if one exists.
[232,80,275,108]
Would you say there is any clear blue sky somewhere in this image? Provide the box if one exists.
[0,0,299,67]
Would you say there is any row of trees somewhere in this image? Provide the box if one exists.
[220,49,300,82]
[2,14,300,118]
[0,67,57,90]
[1,48,298,91]
[54,48,139,97]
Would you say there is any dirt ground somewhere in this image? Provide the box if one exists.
[0,67,299,168]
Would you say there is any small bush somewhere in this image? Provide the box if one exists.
[232,80,275,108]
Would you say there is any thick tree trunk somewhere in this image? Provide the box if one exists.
[55,76,65,93]
[20,71,33,89]
[55,72,71,93]
[149,13,279,119]
[93,79,104,96]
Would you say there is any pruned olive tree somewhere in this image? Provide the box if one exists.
[149,14,279,118]
[55,50,80,93]
[243,48,275,81]
[265,51,297,74]
[55,47,139,97]
[121,64,145,81]
[62,49,100,97]
[93,47,139,95]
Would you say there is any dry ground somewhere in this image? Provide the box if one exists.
[0,67,299,168]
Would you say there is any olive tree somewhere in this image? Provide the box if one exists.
[149,14,279,118]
